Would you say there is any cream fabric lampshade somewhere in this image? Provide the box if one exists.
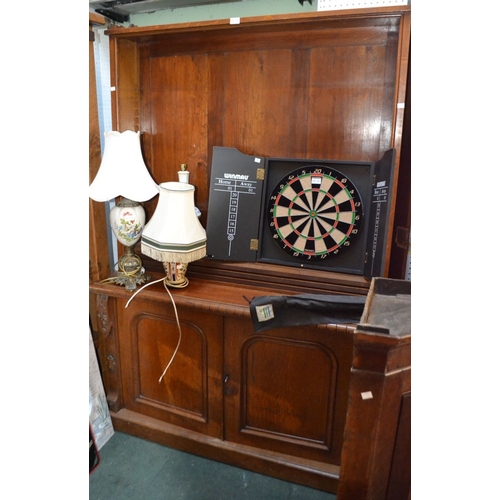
[88,130,159,291]
[141,182,207,263]
[89,130,159,203]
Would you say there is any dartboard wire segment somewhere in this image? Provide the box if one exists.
[268,167,363,260]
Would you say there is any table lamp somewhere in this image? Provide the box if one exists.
[141,181,206,288]
[89,130,159,291]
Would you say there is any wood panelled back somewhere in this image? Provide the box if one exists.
[143,53,211,219]
[224,49,300,157]
[130,17,402,227]
[308,42,393,159]
[108,10,410,279]
[112,38,141,133]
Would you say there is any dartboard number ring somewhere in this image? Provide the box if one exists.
[267,165,363,260]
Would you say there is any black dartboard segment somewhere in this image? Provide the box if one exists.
[268,166,363,260]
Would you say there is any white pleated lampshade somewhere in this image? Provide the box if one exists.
[89,130,159,202]
[141,182,207,264]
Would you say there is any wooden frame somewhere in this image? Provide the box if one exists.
[89,12,110,283]
[89,7,411,498]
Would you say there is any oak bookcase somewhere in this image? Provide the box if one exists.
[90,6,411,498]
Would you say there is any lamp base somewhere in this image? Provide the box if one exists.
[112,271,149,292]
[107,198,150,292]
[162,262,189,288]
[112,246,150,292]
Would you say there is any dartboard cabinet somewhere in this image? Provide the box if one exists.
[206,146,395,279]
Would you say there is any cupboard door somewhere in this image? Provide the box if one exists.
[116,297,224,439]
[223,317,353,464]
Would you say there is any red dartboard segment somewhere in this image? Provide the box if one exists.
[268,166,363,260]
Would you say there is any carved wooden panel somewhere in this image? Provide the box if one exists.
[240,336,337,448]
[223,316,354,464]
[92,293,123,413]
[135,313,208,420]
[116,297,224,438]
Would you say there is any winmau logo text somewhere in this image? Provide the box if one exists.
[224,173,249,180]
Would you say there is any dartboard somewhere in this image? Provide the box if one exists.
[267,165,363,260]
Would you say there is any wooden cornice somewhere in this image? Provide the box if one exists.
[104,5,410,38]
[90,11,106,26]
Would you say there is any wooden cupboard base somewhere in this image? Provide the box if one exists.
[110,409,340,494]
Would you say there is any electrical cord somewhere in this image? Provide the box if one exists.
[125,276,183,383]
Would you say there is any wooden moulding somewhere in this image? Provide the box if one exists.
[89,292,124,414]
[93,236,372,296]
[89,274,368,319]
[175,259,371,297]
[89,11,106,26]
[104,6,411,41]
[110,407,342,493]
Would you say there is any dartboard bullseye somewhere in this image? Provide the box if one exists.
[268,166,363,260]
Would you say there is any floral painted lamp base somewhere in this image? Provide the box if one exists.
[109,198,149,291]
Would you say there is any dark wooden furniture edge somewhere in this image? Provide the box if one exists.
[89,272,370,315]
[90,11,106,26]
[138,255,372,296]
[111,407,341,493]
[338,328,411,499]
[105,5,411,39]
